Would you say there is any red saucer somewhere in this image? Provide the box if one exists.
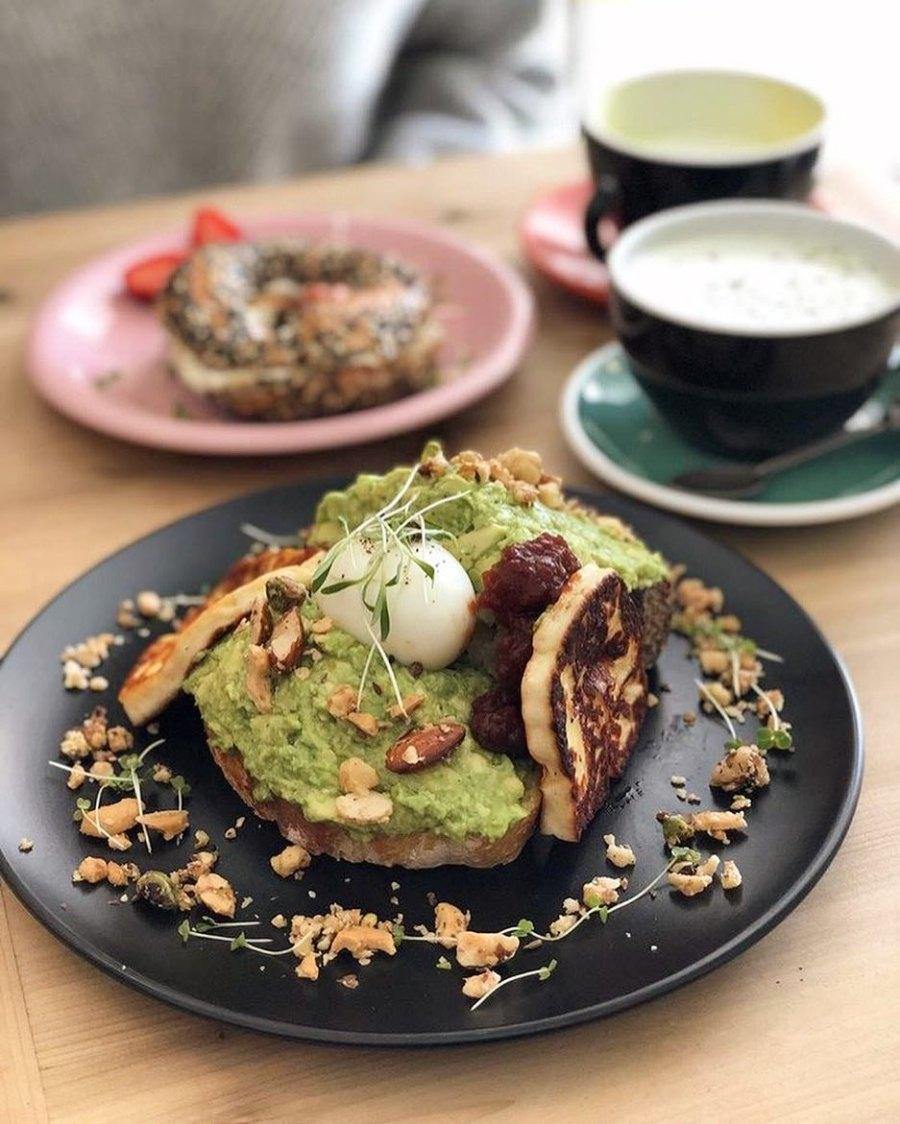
[519,180,611,305]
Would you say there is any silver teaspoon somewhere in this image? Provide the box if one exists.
[671,398,900,498]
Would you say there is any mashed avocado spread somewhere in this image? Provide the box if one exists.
[185,600,535,840]
[310,446,668,590]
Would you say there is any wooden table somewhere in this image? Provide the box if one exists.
[1,149,898,1123]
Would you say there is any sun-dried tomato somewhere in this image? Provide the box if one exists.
[471,534,581,756]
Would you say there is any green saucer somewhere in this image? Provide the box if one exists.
[561,342,900,526]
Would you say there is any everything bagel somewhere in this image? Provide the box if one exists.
[160,242,443,420]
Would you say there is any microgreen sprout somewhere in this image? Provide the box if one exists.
[239,523,301,548]
[694,679,737,741]
[469,959,558,1012]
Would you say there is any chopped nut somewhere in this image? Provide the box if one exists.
[194,829,210,848]
[106,726,133,753]
[647,692,659,708]
[462,969,501,999]
[385,722,465,773]
[688,810,748,844]
[710,744,770,792]
[270,844,311,878]
[271,913,287,929]
[755,689,785,719]
[668,869,714,897]
[338,973,359,989]
[387,692,426,719]
[562,897,580,915]
[265,574,307,614]
[249,596,273,646]
[296,954,319,980]
[136,590,162,618]
[267,607,305,672]
[346,711,380,737]
[60,729,91,760]
[719,860,743,890]
[79,797,139,838]
[334,791,393,826]
[117,601,140,629]
[245,644,272,713]
[67,763,87,790]
[677,578,724,614]
[700,680,732,709]
[603,833,636,868]
[184,851,217,879]
[76,856,108,883]
[549,913,578,937]
[106,833,132,852]
[152,763,173,783]
[18,838,33,853]
[716,614,742,633]
[88,676,109,692]
[699,649,731,675]
[106,861,129,887]
[435,902,469,948]
[338,756,379,795]
[682,710,696,725]
[730,794,752,811]
[327,685,358,719]
[455,931,519,968]
[582,876,623,907]
[63,660,89,690]
[670,774,686,786]
[330,926,396,961]
[195,872,236,918]
[310,616,333,635]
[136,809,189,841]
[89,760,114,778]
[495,446,543,485]
[696,854,720,878]
[135,870,180,910]
[224,827,237,840]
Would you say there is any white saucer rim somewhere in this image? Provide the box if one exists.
[560,342,900,527]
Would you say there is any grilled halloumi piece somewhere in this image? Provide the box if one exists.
[521,564,648,842]
[119,550,321,726]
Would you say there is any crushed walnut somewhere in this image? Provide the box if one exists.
[270,844,311,879]
[603,833,636,868]
[455,931,519,969]
[462,969,501,999]
[710,744,770,793]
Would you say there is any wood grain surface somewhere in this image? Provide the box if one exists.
[0,149,898,1123]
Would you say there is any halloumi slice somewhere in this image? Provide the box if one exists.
[119,551,322,726]
[521,564,648,842]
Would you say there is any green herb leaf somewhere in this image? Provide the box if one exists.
[177,919,192,944]
[513,918,534,937]
[773,729,793,750]
[170,775,191,797]
[537,958,558,982]
[583,889,601,910]
[595,906,608,924]
[320,578,361,595]
[391,923,405,946]
[670,846,702,867]
[229,932,250,952]
[724,737,743,750]
[75,797,91,811]
[756,727,775,750]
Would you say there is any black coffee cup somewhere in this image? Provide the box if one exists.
[606,201,900,458]
[583,70,825,259]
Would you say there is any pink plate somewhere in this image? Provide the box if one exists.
[27,214,535,456]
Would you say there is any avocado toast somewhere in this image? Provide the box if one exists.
[120,445,673,867]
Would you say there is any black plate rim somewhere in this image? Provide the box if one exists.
[0,479,864,1046]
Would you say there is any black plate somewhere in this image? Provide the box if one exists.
[0,481,862,1045]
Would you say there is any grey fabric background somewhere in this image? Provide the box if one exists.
[0,0,570,217]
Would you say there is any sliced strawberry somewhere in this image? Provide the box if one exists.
[191,207,242,246]
[124,252,187,301]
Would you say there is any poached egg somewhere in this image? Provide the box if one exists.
[314,537,476,670]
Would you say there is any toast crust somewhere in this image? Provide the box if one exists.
[209,739,541,869]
